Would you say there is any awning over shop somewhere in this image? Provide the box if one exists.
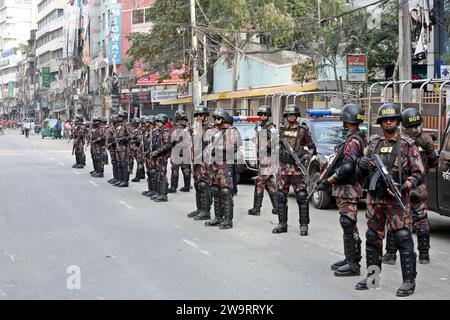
[159,81,319,105]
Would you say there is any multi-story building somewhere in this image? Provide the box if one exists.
[0,0,37,117]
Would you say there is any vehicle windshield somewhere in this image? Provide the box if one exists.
[310,121,346,145]
[234,123,255,142]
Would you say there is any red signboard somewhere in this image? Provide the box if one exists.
[136,67,188,86]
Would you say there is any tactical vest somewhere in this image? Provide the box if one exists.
[279,125,308,164]
[256,121,276,157]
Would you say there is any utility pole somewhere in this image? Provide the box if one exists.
[398,0,412,102]
[203,34,207,109]
[190,0,200,107]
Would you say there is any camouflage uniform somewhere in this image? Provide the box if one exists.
[72,121,87,168]
[150,122,173,202]
[106,120,119,184]
[329,129,367,275]
[142,123,158,197]
[248,120,278,216]
[274,123,315,234]
[385,129,437,263]
[205,121,240,229]
[129,122,145,182]
[169,122,192,192]
[114,118,131,187]
[90,121,106,177]
[188,121,214,220]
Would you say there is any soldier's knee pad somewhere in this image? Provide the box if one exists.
[339,215,355,233]
[277,191,287,204]
[221,188,232,197]
[212,186,220,196]
[149,168,157,176]
[198,181,209,191]
[394,228,413,251]
[295,191,308,204]
[366,228,378,246]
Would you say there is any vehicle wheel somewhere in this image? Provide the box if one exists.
[310,171,333,209]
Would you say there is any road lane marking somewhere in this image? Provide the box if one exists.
[0,288,7,297]
[182,239,211,256]
[58,162,65,166]
[49,157,55,160]
[119,201,133,210]
[74,171,80,175]
[4,252,15,262]
[89,180,98,187]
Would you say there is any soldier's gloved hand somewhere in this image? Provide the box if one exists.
[316,179,331,191]
[402,180,413,192]
[357,156,371,171]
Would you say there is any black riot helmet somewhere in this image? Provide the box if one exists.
[257,105,272,116]
[174,109,188,121]
[212,108,230,120]
[132,117,141,125]
[75,114,84,121]
[110,114,118,123]
[147,115,156,124]
[283,104,300,117]
[193,105,209,117]
[341,103,365,124]
[376,103,402,124]
[140,115,148,123]
[401,108,422,128]
[156,113,168,124]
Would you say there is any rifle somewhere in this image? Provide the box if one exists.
[279,136,311,182]
[307,143,345,199]
[372,154,407,212]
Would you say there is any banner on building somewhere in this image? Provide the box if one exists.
[8,81,14,97]
[108,3,122,65]
[151,90,178,103]
[42,67,51,88]
[80,0,90,64]
[63,2,80,58]
[346,54,368,83]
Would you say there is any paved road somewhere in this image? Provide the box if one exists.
[0,129,449,299]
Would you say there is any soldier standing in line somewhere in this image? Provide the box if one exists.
[129,118,145,183]
[273,104,316,236]
[383,108,438,265]
[149,114,173,202]
[142,115,158,197]
[107,114,119,185]
[114,110,131,187]
[90,116,106,178]
[355,103,424,297]
[315,104,367,277]
[248,105,278,216]
[188,106,213,221]
[101,117,109,167]
[204,109,240,230]
[71,114,87,169]
[168,110,192,193]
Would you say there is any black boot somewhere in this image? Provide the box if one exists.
[113,164,123,186]
[297,191,309,236]
[248,194,263,216]
[331,260,347,271]
[395,228,417,297]
[142,171,151,196]
[272,191,288,233]
[92,160,104,178]
[382,228,397,265]
[131,166,141,182]
[335,217,360,277]
[147,169,159,197]
[117,166,129,187]
[138,166,146,179]
[179,172,191,192]
[417,230,430,264]
[150,170,161,199]
[90,159,97,175]
[205,187,223,226]
[154,172,168,202]
[188,182,201,218]
[355,228,382,290]
[268,191,278,215]
[168,173,178,193]
[219,188,233,229]
[195,182,211,220]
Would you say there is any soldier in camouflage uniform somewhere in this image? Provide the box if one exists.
[168,110,192,193]
[129,118,146,183]
[89,116,106,178]
[248,105,278,216]
[273,104,316,236]
[315,104,367,277]
[114,110,131,187]
[355,103,425,297]
[107,114,119,185]
[142,115,158,197]
[149,114,173,202]
[71,114,87,169]
[204,109,241,229]
[101,117,109,167]
[188,106,213,221]
[383,108,438,265]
